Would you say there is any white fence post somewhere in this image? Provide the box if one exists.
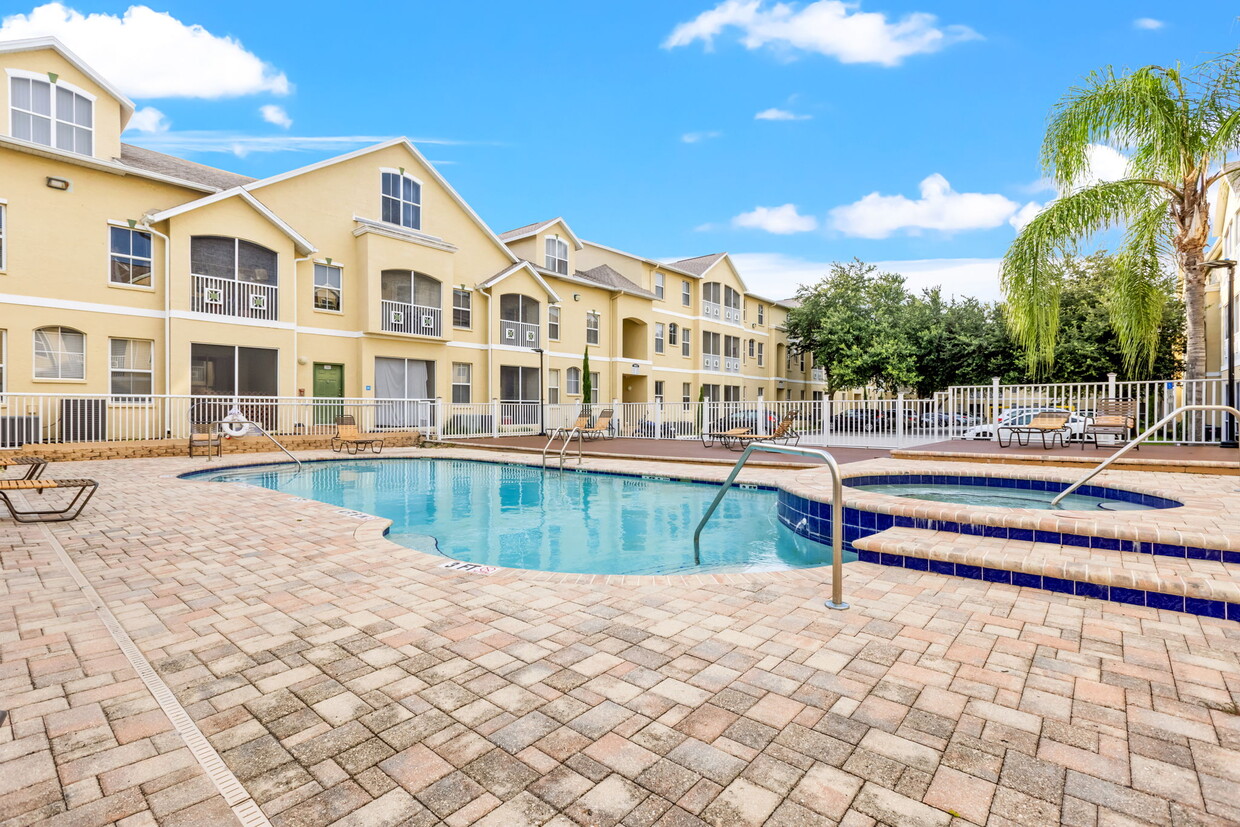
[990,377,1001,441]
[820,395,830,437]
[757,396,767,434]
[1107,372,1117,398]
[654,401,663,439]
[434,397,443,441]
[491,398,499,439]
[896,392,905,447]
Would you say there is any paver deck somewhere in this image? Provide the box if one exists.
[2,447,1239,827]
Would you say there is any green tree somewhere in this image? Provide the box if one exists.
[784,261,919,396]
[1004,51,1240,381]
[581,347,592,407]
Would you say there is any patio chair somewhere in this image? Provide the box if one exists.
[0,478,98,522]
[701,426,752,448]
[0,455,48,480]
[1083,399,1138,450]
[188,421,222,458]
[719,413,802,451]
[331,415,384,454]
[579,408,615,440]
[997,411,1071,449]
[549,409,592,441]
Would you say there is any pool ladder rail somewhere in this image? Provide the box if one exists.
[1051,404,1240,506]
[541,428,584,471]
[694,443,849,611]
[206,419,304,472]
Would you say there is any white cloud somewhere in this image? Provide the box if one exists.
[663,0,981,67]
[1133,17,1164,30]
[124,105,168,133]
[732,204,818,234]
[1008,202,1043,232]
[755,107,811,121]
[1013,144,1130,230]
[829,173,1019,238]
[730,252,1003,302]
[0,3,290,98]
[260,104,292,129]
[682,131,722,143]
[126,132,404,158]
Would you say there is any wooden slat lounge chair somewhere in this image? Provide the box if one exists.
[0,478,98,522]
[579,408,615,440]
[997,411,1071,449]
[719,413,801,451]
[1083,399,1138,450]
[550,409,592,441]
[188,421,222,458]
[702,426,752,448]
[0,455,48,480]
[331,415,384,454]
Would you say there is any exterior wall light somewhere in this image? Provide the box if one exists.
[46,177,70,190]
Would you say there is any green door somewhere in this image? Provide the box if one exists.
[313,363,345,425]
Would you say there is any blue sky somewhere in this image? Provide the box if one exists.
[5,2,1238,300]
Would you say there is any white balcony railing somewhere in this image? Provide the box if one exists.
[500,320,540,348]
[382,300,442,337]
[724,305,742,324]
[702,301,721,319]
[702,354,721,371]
[192,274,278,321]
[724,357,740,374]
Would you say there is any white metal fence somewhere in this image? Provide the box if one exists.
[0,375,1232,449]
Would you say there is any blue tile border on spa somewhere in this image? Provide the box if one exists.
[843,473,1182,510]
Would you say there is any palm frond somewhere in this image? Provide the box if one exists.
[1003,179,1160,371]
[1109,204,1173,375]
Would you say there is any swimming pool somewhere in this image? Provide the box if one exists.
[845,474,1180,511]
[191,458,843,576]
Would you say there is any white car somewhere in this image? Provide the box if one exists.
[963,409,1086,441]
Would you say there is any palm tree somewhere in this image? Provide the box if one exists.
[1004,51,1240,382]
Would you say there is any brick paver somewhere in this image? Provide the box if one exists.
[1,447,1238,826]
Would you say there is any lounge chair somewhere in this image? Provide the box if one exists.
[1083,399,1138,450]
[331,415,384,454]
[0,455,48,480]
[188,421,222,458]
[579,408,615,440]
[719,413,801,451]
[0,478,98,522]
[549,409,592,441]
[997,411,1071,449]
[702,426,752,448]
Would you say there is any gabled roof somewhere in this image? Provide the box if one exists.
[145,188,316,255]
[499,217,583,250]
[478,260,562,303]
[670,252,727,276]
[243,137,518,265]
[0,37,136,120]
[575,264,657,299]
[580,239,698,278]
[119,144,255,191]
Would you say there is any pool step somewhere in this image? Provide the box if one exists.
[852,528,1240,621]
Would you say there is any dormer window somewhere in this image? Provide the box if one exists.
[9,74,92,155]
[545,237,569,275]
[381,171,421,230]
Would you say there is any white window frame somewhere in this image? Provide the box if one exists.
[109,338,154,401]
[545,237,569,275]
[8,71,94,156]
[654,322,665,354]
[681,327,691,358]
[548,369,560,404]
[682,280,691,307]
[0,200,7,272]
[451,362,472,403]
[380,168,422,230]
[107,223,154,289]
[682,382,691,405]
[748,339,755,359]
[547,305,560,340]
[589,371,600,403]
[452,288,472,329]
[654,272,665,300]
[33,325,86,381]
[757,305,765,325]
[654,380,665,402]
[313,262,343,312]
[757,342,764,367]
[668,323,678,347]
[585,311,600,345]
[566,366,581,396]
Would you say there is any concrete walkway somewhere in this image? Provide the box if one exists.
[2,448,1238,826]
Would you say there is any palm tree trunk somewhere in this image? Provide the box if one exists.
[1181,253,1207,383]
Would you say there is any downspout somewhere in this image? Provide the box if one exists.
[478,285,493,400]
[610,291,621,402]
[138,218,172,431]
[291,255,313,396]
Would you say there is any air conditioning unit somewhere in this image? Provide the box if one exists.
[60,398,107,442]
[0,415,41,447]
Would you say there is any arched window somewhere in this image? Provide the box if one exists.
[381,170,422,230]
[190,237,278,284]
[381,270,442,335]
[34,326,85,379]
[545,237,569,274]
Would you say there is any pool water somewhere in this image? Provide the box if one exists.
[852,482,1156,511]
[193,458,843,575]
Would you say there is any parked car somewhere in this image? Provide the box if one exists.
[632,419,687,438]
[963,409,1086,441]
[831,409,886,432]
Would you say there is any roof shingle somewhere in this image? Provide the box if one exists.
[118,144,255,191]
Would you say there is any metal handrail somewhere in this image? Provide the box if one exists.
[209,420,303,471]
[692,443,849,610]
[1050,404,1240,506]
[541,428,583,470]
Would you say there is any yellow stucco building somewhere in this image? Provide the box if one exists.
[0,37,828,434]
